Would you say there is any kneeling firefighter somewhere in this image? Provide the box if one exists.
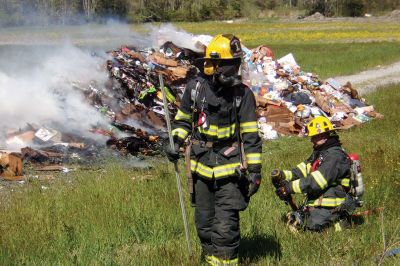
[272,116,362,232]
[165,34,262,265]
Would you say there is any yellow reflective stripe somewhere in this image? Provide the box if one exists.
[311,170,328,189]
[190,161,240,179]
[240,121,258,133]
[205,255,213,264]
[217,125,235,138]
[171,128,189,139]
[292,179,301,193]
[190,160,213,178]
[198,125,218,136]
[296,162,307,177]
[164,87,175,102]
[175,109,191,121]
[334,222,343,232]
[307,197,346,207]
[198,124,235,139]
[341,178,350,187]
[246,153,261,164]
[214,163,240,178]
[210,256,238,266]
[306,163,312,173]
[283,170,293,181]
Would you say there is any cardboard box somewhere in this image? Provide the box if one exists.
[0,150,23,180]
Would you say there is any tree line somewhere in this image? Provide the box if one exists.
[0,0,399,27]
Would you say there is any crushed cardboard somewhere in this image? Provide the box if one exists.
[0,36,382,180]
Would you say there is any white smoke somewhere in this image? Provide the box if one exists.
[148,23,210,52]
[0,22,203,149]
[0,43,111,149]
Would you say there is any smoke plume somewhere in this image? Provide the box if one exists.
[0,22,202,149]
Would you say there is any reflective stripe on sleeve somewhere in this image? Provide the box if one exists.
[246,153,262,164]
[296,162,307,177]
[311,170,328,189]
[292,179,301,193]
[240,121,258,133]
[175,109,191,121]
[164,87,176,102]
[171,128,189,140]
[283,170,293,181]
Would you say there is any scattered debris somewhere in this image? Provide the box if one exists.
[243,48,382,140]
[0,34,382,181]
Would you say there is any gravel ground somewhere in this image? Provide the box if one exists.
[334,61,400,95]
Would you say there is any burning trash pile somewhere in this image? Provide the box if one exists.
[0,32,382,181]
[0,35,207,180]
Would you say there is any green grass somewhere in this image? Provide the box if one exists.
[176,19,400,45]
[175,19,400,79]
[1,20,400,265]
[1,86,399,265]
[2,20,400,79]
[268,42,400,79]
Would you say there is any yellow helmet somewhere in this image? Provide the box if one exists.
[203,34,242,75]
[306,116,334,137]
[205,34,242,60]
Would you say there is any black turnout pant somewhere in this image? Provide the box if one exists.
[194,174,248,259]
[306,207,340,231]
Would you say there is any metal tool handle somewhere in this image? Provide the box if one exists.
[159,74,192,256]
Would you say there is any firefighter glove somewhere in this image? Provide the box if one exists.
[275,181,291,201]
[247,173,262,197]
[271,169,286,189]
[271,169,283,179]
[165,142,180,163]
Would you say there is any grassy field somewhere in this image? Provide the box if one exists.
[1,20,400,265]
[177,19,400,79]
[178,19,400,45]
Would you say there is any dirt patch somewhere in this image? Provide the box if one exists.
[388,10,400,19]
[303,12,325,21]
[334,61,400,95]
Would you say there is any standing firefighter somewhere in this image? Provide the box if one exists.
[165,34,262,265]
[273,116,359,232]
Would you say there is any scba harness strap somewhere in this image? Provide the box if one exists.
[189,79,246,173]
[190,79,243,127]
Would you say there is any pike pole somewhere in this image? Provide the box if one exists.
[159,74,192,256]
